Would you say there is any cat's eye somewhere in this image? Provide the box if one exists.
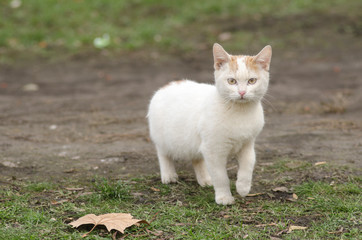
[227,78,237,85]
[248,78,257,85]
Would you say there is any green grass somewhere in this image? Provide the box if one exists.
[93,177,131,200]
[1,165,361,239]
[1,0,361,62]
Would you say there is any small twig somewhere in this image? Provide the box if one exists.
[82,224,97,238]
[149,211,160,224]
[255,223,277,227]
[112,231,118,240]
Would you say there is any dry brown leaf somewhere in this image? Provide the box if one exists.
[272,186,289,192]
[314,161,327,166]
[277,225,308,235]
[287,193,299,202]
[292,193,298,200]
[150,187,160,192]
[287,225,307,233]
[69,213,148,237]
[246,193,264,197]
[51,199,68,205]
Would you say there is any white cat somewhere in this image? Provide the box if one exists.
[147,43,272,205]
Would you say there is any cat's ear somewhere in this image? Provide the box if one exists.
[254,45,272,71]
[213,43,230,70]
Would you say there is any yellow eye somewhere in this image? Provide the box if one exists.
[248,78,257,85]
[227,78,237,85]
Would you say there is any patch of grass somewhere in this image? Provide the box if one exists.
[1,163,361,239]
[93,177,131,200]
[0,0,361,62]
[25,182,57,192]
[266,158,312,173]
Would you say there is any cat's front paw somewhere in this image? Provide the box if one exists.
[236,181,251,197]
[161,173,178,184]
[215,195,235,205]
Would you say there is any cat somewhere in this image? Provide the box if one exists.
[147,43,272,205]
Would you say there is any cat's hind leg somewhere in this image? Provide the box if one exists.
[192,159,212,187]
[156,148,178,184]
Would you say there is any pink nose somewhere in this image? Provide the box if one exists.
[239,91,246,98]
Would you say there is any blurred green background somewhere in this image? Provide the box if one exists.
[0,0,361,62]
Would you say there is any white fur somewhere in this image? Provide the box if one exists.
[147,44,271,205]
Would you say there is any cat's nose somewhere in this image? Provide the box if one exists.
[239,91,246,98]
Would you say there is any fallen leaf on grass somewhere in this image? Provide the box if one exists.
[272,187,289,192]
[287,193,299,202]
[51,199,68,205]
[277,225,307,235]
[287,225,307,233]
[314,161,327,166]
[246,193,264,197]
[69,213,148,237]
[150,187,160,192]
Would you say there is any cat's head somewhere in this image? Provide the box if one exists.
[213,43,272,103]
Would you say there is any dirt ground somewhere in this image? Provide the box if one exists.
[0,46,361,184]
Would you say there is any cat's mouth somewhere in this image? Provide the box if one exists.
[235,97,248,103]
[234,96,253,103]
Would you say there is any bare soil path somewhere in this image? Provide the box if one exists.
[0,50,361,183]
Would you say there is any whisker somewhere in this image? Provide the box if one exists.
[264,93,276,99]
[262,97,277,112]
[227,99,234,110]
